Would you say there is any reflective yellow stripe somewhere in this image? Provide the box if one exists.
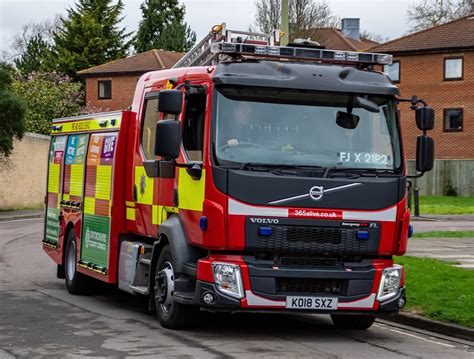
[152,205,161,225]
[126,207,136,220]
[96,165,112,200]
[177,168,205,211]
[51,115,121,134]
[48,163,60,193]
[165,206,179,214]
[84,197,95,215]
[69,164,84,197]
[125,201,135,207]
[134,166,153,205]
[62,194,70,201]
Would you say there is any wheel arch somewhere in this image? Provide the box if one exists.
[148,215,206,309]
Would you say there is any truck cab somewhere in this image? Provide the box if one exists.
[44,25,435,330]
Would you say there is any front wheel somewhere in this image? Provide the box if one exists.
[154,245,198,329]
[331,314,376,330]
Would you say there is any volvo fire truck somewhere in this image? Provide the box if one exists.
[43,24,435,329]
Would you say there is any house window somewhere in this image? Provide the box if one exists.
[444,108,463,132]
[98,80,112,99]
[383,61,400,83]
[444,58,463,80]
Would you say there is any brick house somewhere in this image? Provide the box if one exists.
[78,49,183,111]
[370,15,474,160]
[294,18,378,51]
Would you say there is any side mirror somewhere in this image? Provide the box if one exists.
[336,111,360,129]
[415,106,434,131]
[158,90,183,115]
[155,120,181,159]
[416,136,434,172]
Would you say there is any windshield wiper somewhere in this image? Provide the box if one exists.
[324,167,400,178]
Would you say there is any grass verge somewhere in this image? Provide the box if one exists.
[418,195,474,215]
[413,231,474,238]
[395,256,474,328]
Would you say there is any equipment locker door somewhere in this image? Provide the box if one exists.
[62,134,88,209]
[44,135,67,247]
[80,132,117,273]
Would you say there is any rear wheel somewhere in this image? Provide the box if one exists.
[154,245,197,329]
[64,230,88,294]
[331,314,376,330]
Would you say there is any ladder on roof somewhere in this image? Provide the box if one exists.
[172,23,393,69]
[172,23,281,69]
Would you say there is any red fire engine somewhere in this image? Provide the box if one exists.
[44,24,435,329]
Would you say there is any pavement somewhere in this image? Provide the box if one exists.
[1,217,473,357]
[409,215,474,269]
[408,237,474,269]
[411,216,474,232]
[0,208,44,221]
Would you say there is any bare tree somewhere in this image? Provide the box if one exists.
[252,0,338,34]
[9,17,60,59]
[407,0,472,33]
[359,30,388,44]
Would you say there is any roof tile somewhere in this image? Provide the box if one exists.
[78,49,184,76]
[291,28,378,51]
[370,15,474,54]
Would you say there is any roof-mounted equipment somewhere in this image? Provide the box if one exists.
[173,23,392,69]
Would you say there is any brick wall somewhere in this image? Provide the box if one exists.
[85,75,141,112]
[394,51,474,160]
[0,133,50,210]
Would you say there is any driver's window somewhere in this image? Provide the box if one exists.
[182,93,206,161]
[141,96,159,160]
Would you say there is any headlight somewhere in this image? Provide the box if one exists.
[212,263,244,299]
[377,265,402,301]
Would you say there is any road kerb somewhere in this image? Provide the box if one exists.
[380,312,474,342]
[0,214,44,222]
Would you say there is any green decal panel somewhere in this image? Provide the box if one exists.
[44,208,60,244]
[81,214,110,269]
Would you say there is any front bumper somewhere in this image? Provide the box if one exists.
[192,255,406,313]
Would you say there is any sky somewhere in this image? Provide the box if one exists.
[0,0,414,57]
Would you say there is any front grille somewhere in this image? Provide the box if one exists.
[245,218,381,255]
[279,256,338,267]
[286,226,341,243]
[278,278,344,294]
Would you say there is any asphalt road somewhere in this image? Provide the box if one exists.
[0,218,473,358]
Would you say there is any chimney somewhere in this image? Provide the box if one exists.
[341,18,360,41]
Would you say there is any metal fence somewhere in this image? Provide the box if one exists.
[406,160,474,197]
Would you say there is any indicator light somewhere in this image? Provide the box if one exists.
[200,216,208,231]
[258,227,273,236]
[356,230,369,240]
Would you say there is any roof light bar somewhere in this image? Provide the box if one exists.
[210,42,393,65]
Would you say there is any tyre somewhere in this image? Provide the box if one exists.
[64,229,88,294]
[154,245,197,329]
[331,314,376,330]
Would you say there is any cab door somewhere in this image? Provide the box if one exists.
[133,91,167,236]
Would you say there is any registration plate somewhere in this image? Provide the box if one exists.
[286,296,338,310]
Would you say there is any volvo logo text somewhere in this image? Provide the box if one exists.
[309,186,324,201]
[249,218,279,224]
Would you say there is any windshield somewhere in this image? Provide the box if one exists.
[214,86,402,171]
